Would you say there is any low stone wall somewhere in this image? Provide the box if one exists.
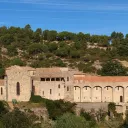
[76,102,109,112]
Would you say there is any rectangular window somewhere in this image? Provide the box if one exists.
[67,86,69,91]
[41,78,45,81]
[50,89,52,94]
[67,77,69,81]
[42,91,44,95]
[51,78,55,81]
[46,78,50,81]
[58,84,60,88]
[56,78,60,81]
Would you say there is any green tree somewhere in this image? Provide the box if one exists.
[7,45,18,56]
[2,108,41,128]
[54,113,87,128]
[48,43,58,52]
[28,44,44,55]
[47,30,57,41]
[98,60,128,76]
[10,58,25,66]
[117,40,128,56]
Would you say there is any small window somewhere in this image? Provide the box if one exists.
[16,82,20,96]
[58,93,60,96]
[1,87,3,95]
[51,78,55,81]
[67,86,69,91]
[58,84,60,88]
[107,87,109,90]
[56,78,60,81]
[50,89,52,94]
[96,87,98,90]
[85,87,87,90]
[42,91,44,95]
[46,78,50,81]
[41,78,45,81]
[67,77,69,81]
[118,87,120,90]
[61,78,65,81]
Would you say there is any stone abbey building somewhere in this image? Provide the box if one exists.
[0,65,128,104]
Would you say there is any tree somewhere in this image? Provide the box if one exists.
[54,113,87,128]
[7,45,18,56]
[10,58,25,66]
[2,108,41,128]
[33,28,42,43]
[56,48,69,57]
[0,68,5,79]
[117,40,128,56]
[28,44,44,55]
[98,60,128,76]
[108,102,116,114]
[47,30,57,41]
[48,43,58,52]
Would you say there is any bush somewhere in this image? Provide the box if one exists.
[54,113,87,128]
[30,93,76,120]
[98,60,128,76]
[2,108,40,128]
[10,58,25,66]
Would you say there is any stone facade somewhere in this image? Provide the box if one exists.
[1,65,128,105]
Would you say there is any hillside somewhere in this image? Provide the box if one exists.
[0,24,128,78]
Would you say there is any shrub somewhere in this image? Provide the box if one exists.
[30,93,76,120]
[54,113,87,128]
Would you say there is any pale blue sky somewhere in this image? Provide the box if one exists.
[1,0,128,35]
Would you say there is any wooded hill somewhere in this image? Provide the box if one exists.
[0,24,128,78]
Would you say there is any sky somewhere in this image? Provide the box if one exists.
[1,0,128,35]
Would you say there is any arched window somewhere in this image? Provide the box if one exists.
[16,82,20,96]
[67,86,69,91]
[1,87,3,95]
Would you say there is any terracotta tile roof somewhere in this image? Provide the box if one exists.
[74,75,128,82]
[0,80,4,86]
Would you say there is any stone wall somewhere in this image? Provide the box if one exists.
[6,66,35,101]
[74,80,128,103]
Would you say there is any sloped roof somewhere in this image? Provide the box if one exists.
[74,75,128,82]
[35,68,63,77]
[6,65,35,71]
